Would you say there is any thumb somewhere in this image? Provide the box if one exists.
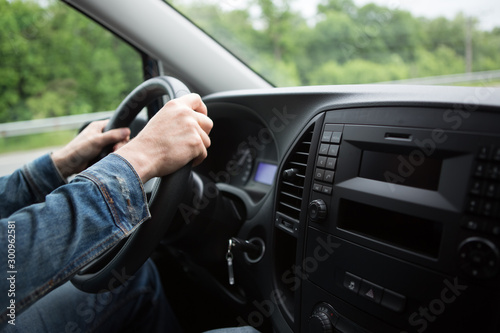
[100,127,131,147]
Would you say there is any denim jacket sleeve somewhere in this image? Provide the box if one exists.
[0,153,151,326]
[0,154,67,218]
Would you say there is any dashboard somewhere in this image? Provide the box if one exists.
[195,110,279,200]
[185,84,500,333]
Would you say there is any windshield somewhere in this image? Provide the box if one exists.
[167,0,500,87]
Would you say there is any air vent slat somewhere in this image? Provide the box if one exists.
[279,202,301,212]
[290,162,307,167]
[275,123,315,224]
[281,191,302,201]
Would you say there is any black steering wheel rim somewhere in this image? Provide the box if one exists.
[71,76,192,293]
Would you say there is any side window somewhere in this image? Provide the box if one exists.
[0,0,142,155]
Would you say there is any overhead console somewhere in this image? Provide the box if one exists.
[273,106,500,332]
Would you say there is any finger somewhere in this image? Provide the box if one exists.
[197,126,211,149]
[192,146,208,167]
[193,112,213,135]
[100,127,131,147]
[86,119,109,133]
[178,93,208,116]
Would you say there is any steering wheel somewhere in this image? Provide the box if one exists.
[71,76,192,293]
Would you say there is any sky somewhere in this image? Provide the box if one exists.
[352,0,499,30]
[291,0,500,31]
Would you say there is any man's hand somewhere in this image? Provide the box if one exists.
[52,120,131,178]
[115,93,213,183]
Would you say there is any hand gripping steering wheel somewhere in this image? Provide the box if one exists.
[71,76,192,292]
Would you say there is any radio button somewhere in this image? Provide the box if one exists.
[313,183,323,192]
[326,157,337,170]
[486,222,500,236]
[478,146,492,160]
[486,164,500,180]
[330,131,342,144]
[480,200,497,217]
[381,289,406,313]
[319,144,329,155]
[322,131,333,142]
[343,272,361,294]
[469,180,484,196]
[466,198,480,214]
[321,186,332,195]
[328,144,339,156]
[493,147,500,161]
[474,162,487,178]
[359,280,383,304]
[462,219,485,231]
[317,156,327,168]
[484,183,498,198]
[324,171,335,183]
[314,169,325,181]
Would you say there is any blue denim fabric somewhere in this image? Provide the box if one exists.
[0,153,150,327]
[0,154,66,219]
[0,153,260,333]
[2,259,182,333]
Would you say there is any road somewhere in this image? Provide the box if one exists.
[0,147,62,177]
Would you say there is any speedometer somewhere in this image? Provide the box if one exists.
[227,147,254,185]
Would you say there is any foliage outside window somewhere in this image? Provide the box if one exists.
[0,0,142,123]
[168,0,500,87]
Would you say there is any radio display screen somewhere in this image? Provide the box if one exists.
[338,199,442,258]
[359,151,442,190]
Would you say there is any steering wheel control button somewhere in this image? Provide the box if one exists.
[458,237,500,279]
[359,280,383,304]
[381,289,406,313]
[309,199,327,222]
[343,272,361,294]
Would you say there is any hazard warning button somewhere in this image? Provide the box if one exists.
[359,279,383,304]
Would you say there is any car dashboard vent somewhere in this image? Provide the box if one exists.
[275,124,315,235]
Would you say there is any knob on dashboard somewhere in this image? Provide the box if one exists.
[308,303,338,333]
[282,168,298,181]
[458,237,500,279]
[309,199,327,222]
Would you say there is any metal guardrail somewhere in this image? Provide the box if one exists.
[0,111,114,138]
[378,70,500,85]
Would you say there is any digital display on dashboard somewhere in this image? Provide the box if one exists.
[359,151,442,190]
[338,199,442,258]
[254,162,278,185]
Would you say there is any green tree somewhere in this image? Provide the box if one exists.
[0,0,141,122]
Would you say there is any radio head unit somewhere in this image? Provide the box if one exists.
[298,107,500,332]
